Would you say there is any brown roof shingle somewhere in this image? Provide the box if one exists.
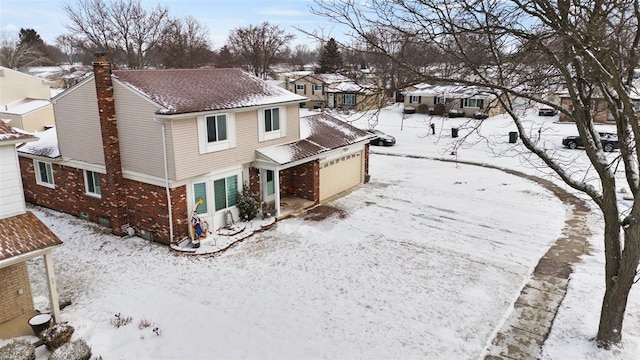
[112,68,307,115]
[0,121,36,143]
[0,212,63,261]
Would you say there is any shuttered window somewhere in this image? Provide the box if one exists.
[193,182,208,214]
[214,175,238,211]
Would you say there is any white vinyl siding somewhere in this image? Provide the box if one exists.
[197,113,236,154]
[34,160,54,188]
[0,146,26,218]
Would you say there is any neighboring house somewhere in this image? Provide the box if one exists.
[18,54,372,245]
[557,89,640,123]
[0,121,63,328]
[289,73,383,111]
[0,66,56,132]
[403,83,503,117]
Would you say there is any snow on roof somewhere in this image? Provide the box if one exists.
[316,73,351,84]
[17,126,59,158]
[0,211,63,261]
[405,83,493,98]
[327,81,368,93]
[257,113,372,165]
[0,121,36,143]
[112,68,307,115]
[0,98,51,115]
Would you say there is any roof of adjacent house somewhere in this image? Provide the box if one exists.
[256,112,373,165]
[404,83,493,99]
[296,73,352,85]
[17,126,59,158]
[0,211,63,262]
[0,98,51,116]
[0,121,36,144]
[112,68,307,115]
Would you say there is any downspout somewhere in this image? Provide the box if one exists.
[155,117,174,243]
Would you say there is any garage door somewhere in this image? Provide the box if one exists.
[319,151,363,201]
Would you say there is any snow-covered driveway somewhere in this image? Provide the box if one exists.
[26,153,565,359]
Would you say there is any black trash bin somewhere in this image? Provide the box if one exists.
[509,131,518,143]
[28,313,52,337]
[452,127,459,138]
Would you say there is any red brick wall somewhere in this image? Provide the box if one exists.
[20,157,188,245]
[249,167,260,195]
[0,263,34,324]
[287,161,319,202]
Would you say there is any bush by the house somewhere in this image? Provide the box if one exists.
[417,104,429,114]
[237,183,260,220]
[48,338,91,360]
[0,340,35,360]
[42,322,75,351]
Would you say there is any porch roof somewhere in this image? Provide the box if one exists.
[0,211,63,265]
[256,113,373,166]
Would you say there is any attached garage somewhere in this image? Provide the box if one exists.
[319,150,363,201]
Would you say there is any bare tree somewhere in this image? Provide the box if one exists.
[226,22,295,78]
[156,16,213,68]
[312,0,640,348]
[0,32,46,68]
[63,0,169,68]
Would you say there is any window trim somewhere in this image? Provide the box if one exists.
[34,160,55,188]
[409,95,421,104]
[296,84,305,92]
[258,106,287,142]
[313,84,323,92]
[197,113,236,154]
[343,93,356,106]
[84,170,102,198]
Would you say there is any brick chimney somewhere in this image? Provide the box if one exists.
[93,52,129,235]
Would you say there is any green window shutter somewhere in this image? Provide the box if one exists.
[214,178,227,211]
[226,175,237,207]
[193,183,208,214]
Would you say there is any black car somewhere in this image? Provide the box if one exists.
[538,107,558,116]
[562,132,619,152]
[368,129,396,146]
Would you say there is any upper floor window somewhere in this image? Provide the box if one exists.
[343,93,356,105]
[296,84,305,92]
[85,170,101,197]
[314,84,323,92]
[34,160,54,188]
[258,106,286,142]
[197,113,236,154]
[409,95,421,104]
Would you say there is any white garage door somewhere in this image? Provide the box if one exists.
[319,151,363,201]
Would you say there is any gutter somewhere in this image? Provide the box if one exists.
[154,116,174,243]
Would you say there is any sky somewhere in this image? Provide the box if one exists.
[0,0,345,49]
[1,105,638,358]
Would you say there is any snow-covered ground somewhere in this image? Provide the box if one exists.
[3,105,639,359]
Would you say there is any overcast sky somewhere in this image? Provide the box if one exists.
[0,0,346,49]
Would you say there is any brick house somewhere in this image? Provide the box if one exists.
[0,121,63,329]
[289,73,384,111]
[403,83,504,117]
[17,54,372,245]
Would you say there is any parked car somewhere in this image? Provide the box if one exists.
[473,111,488,119]
[448,109,465,118]
[313,101,325,109]
[562,132,619,152]
[368,129,396,146]
[538,107,558,116]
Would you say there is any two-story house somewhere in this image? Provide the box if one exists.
[403,83,503,118]
[0,66,56,132]
[18,54,372,245]
[0,121,62,334]
[290,73,383,111]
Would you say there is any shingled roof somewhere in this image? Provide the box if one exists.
[0,211,63,262]
[112,68,307,115]
[0,121,36,144]
[257,113,373,165]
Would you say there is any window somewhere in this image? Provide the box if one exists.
[258,106,286,141]
[193,183,208,214]
[85,170,101,197]
[410,95,421,104]
[214,175,238,211]
[463,98,484,108]
[343,93,356,105]
[296,84,305,92]
[34,160,54,188]
[197,113,236,154]
[435,96,444,104]
[314,84,323,92]
[264,108,280,132]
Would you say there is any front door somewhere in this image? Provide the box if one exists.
[328,93,335,108]
[263,170,275,202]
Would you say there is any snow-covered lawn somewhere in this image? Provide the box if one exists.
[3,105,639,359]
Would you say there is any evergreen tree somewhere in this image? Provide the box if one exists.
[317,38,343,73]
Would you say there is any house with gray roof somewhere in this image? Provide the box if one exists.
[17,54,372,245]
[0,121,63,333]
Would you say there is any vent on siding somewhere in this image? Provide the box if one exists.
[140,230,155,242]
[79,212,89,221]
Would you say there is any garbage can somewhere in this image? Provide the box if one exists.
[451,127,459,138]
[509,131,518,143]
[28,313,52,337]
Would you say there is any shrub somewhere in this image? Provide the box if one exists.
[48,339,91,360]
[0,340,35,360]
[42,322,75,351]
[416,104,429,114]
[236,183,260,220]
[110,313,132,328]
